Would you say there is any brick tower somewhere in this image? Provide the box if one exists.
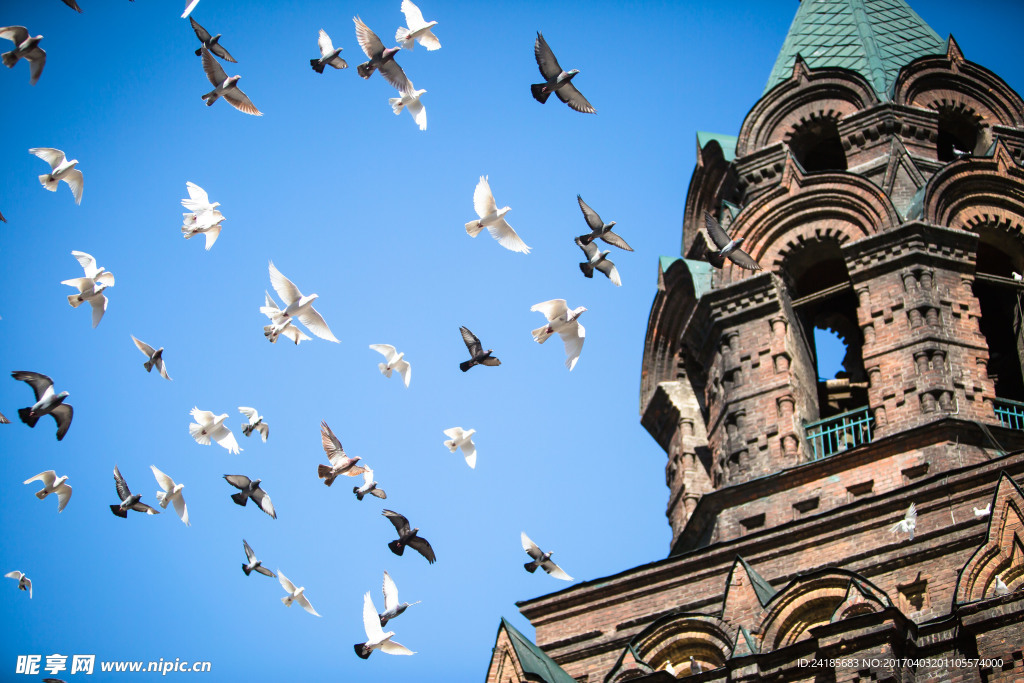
[486,1,1024,681]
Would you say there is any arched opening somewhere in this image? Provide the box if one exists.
[787,116,848,172]
[936,105,981,161]
[973,240,1024,404]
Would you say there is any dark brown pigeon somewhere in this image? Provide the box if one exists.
[382,510,436,564]
[353,16,411,93]
[459,326,501,372]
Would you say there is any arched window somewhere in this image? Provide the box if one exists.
[787,116,847,172]
[973,240,1024,403]
[936,104,981,161]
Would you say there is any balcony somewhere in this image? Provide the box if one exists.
[993,397,1024,430]
[804,406,874,460]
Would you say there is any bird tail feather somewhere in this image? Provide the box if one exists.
[18,408,39,428]
[310,59,326,74]
[395,27,414,50]
[242,563,252,576]
[524,561,539,573]
[67,294,84,308]
[357,61,375,79]
[35,489,49,500]
[389,97,403,115]
[388,540,406,556]
[353,487,364,501]
[143,359,154,372]
[459,359,475,372]
[464,220,484,237]
[155,491,169,508]
[110,505,128,518]
[39,174,59,192]
[230,491,249,507]
[317,464,337,486]
[531,325,553,344]
[242,424,254,437]
[379,363,392,378]
[579,262,595,278]
[354,643,372,659]
[531,83,551,104]
[1,51,17,68]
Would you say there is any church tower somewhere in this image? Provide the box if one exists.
[487,0,1024,681]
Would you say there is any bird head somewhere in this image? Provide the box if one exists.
[226,75,242,87]
[253,479,261,487]
[734,236,745,246]
[56,391,70,401]
[565,69,580,79]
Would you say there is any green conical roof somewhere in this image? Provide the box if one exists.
[499,618,577,683]
[765,0,945,99]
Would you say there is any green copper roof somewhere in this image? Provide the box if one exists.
[499,618,577,683]
[737,556,778,607]
[765,0,945,99]
[696,131,737,162]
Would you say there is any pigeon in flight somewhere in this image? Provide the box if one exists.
[974,503,991,518]
[265,261,339,343]
[1,27,45,85]
[189,17,236,62]
[389,85,427,131]
[62,250,114,327]
[189,407,242,454]
[354,590,415,659]
[260,292,312,345]
[889,502,917,541]
[311,29,346,73]
[200,47,262,115]
[353,468,387,501]
[317,421,367,486]
[224,475,277,519]
[181,181,222,219]
[353,16,412,94]
[531,32,594,114]
[458,326,501,372]
[575,236,621,286]
[24,470,72,513]
[60,0,83,12]
[29,148,83,204]
[12,371,73,441]
[700,212,761,271]
[110,465,160,518]
[131,336,171,380]
[241,539,275,577]
[0,411,8,424]
[239,407,269,442]
[442,427,476,469]
[521,532,573,581]
[151,465,189,526]
[278,570,320,616]
[465,176,530,254]
[182,0,201,19]
[4,571,31,598]
[378,571,420,627]
[382,510,436,564]
[531,299,586,371]
[369,344,411,387]
[576,195,631,251]
[395,0,440,51]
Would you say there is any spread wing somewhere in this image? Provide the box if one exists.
[541,559,573,581]
[320,421,346,463]
[382,509,411,536]
[703,212,731,249]
[400,0,427,27]
[51,404,73,441]
[558,322,585,371]
[353,16,383,59]
[521,532,544,561]
[595,259,621,286]
[485,219,530,254]
[223,474,252,491]
[555,82,595,114]
[28,147,65,170]
[113,465,131,501]
[407,536,436,564]
[369,344,398,363]
[600,230,633,251]
[533,32,562,80]
[243,539,257,564]
[362,591,385,640]
[250,486,276,519]
[472,176,497,219]
[317,29,335,57]
[268,261,302,305]
[11,371,54,401]
[132,335,156,358]
[223,84,262,116]
[577,195,603,231]
[201,47,228,88]
[725,247,762,271]
[190,16,212,43]
[378,60,412,95]
[459,326,483,356]
[382,571,399,612]
[530,299,569,322]
[150,465,175,493]
[278,570,296,595]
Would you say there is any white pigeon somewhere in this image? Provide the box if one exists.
[369,344,411,387]
[530,299,587,371]
[353,468,387,501]
[131,336,172,380]
[189,407,242,454]
[1,26,46,85]
[181,181,220,217]
[265,261,339,342]
[354,590,415,659]
[239,406,269,442]
[465,176,530,254]
[395,0,440,51]
[23,470,72,513]
[389,85,427,131]
[150,465,189,526]
[994,575,1010,595]
[181,0,201,19]
[260,291,312,345]
[5,570,31,598]
[61,250,114,328]
[29,147,83,204]
[443,427,476,469]
[181,211,224,250]
[278,571,320,616]
[889,502,917,540]
[974,503,991,518]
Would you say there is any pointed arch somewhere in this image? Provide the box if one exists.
[954,472,1024,604]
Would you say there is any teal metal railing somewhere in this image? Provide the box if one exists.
[804,406,874,460]
[993,397,1024,430]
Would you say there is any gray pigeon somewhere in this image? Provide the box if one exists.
[200,48,262,115]
[576,195,632,251]
[0,210,5,222]
[354,468,387,501]
[224,474,277,519]
[575,236,621,286]
[521,532,572,581]
[382,510,436,564]
[12,371,73,441]
[110,465,160,518]
[242,539,275,578]
[353,16,412,93]
[700,212,761,271]
[311,29,347,73]
[531,32,593,114]
[378,570,420,627]
[190,17,237,63]
[131,336,171,380]
[0,26,45,86]
[459,326,501,372]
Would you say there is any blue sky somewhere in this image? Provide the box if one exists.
[1,1,1022,681]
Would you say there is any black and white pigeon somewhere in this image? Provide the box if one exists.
[317,420,367,486]
[353,469,387,501]
[311,29,346,73]
[242,539,275,577]
[5,571,31,598]
[531,32,594,114]
[24,470,72,513]
[190,17,237,62]
[1,26,46,86]
[239,406,268,442]
[131,336,171,380]
[382,510,436,564]
[200,47,262,115]
[521,532,572,581]
[110,465,160,518]
[354,591,415,659]
[12,371,73,441]
[700,212,761,271]
[224,475,276,519]
[459,326,501,372]
[576,195,631,250]
[353,16,412,93]
[378,570,419,627]
[575,236,621,286]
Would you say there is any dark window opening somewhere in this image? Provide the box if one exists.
[936,107,980,161]
[973,242,1024,402]
[788,117,848,172]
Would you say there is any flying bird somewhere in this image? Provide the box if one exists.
[260,292,312,345]
[62,250,114,327]
[521,532,573,581]
[576,195,632,250]
[575,236,621,286]
[700,212,761,271]
[353,16,412,93]
[442,427,476,469]
[5,571,31,598]
[131,336,171,380]
[24,470,72,513]
[189,17,236,62]
[889,502,917,541]
[181,0,200,19]
[382,510,436,563]
[12,371,73,441]
[311,29,346,73]
[459,326,501,372]
[241,539,275,577]
[369,344,411,387]
[265,261,339,342]
[378,571,419,627]
[389,85,427,130]
[29,148,83,204]
[60,0,84,12]
[353,468,387,501]
[1,27,45,86]
[189,407,242,454]
[151,465,189,526]
[0,411,8,424]
[531,32,594,114]
[395,0,440,51]
[531,299,586,371]
[239,407,269,442]
[317,421,367,486]
[224,475,276,519]
[110,465,160,518]
[278,571,320,616]
[181,181,222,219]
[200,47,262,115]
[465,176,530,254]
[974,503,991,518]
[354,590,415,659]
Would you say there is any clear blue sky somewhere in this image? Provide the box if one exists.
[1,1,1022,681]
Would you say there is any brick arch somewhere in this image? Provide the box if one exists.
[955,472,1024,604]
[629,613,733,677]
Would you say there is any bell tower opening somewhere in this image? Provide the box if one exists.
[787,116,848,172]
[973,240,1024,404]
[936,105,981,161]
